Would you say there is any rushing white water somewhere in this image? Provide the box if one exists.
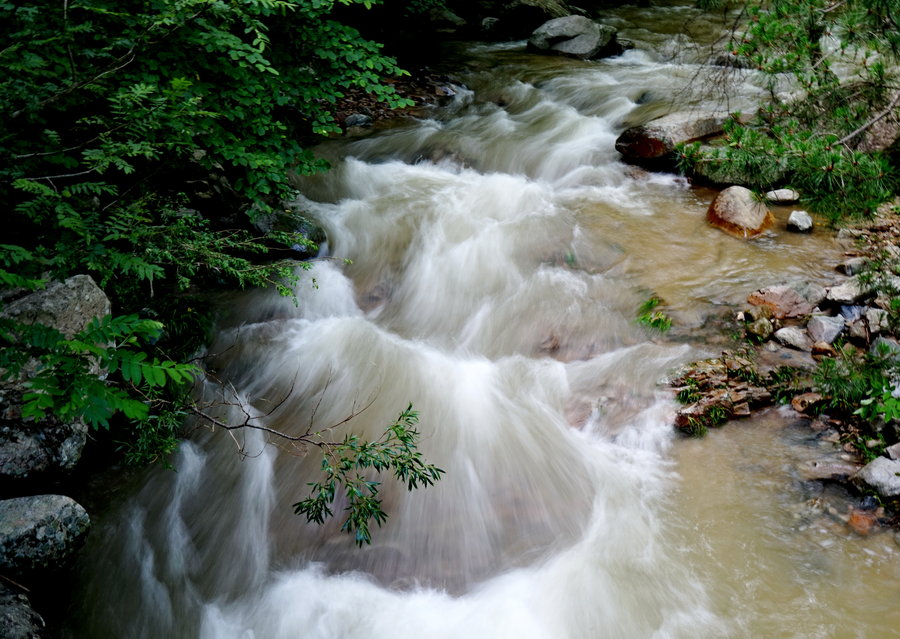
[67,4,900,638]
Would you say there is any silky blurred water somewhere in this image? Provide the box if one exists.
[65,3,899,638]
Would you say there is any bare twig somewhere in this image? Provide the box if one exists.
[837,90,900,146]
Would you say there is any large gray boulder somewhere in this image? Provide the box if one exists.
[615,111,729,162]
[0,275,109,480]
[0,495,90,576]
[527,15,617,60]
[1,274,110,339]
[706,186,775,238]
[0,384,87,480]
[0,583,45,639]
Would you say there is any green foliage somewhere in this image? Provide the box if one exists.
[0,312,197,460]
[768,365,803,404]
[813,343,899,423]
[293,404,445,546]
[0,0,418,466]
[676,378,702,404]
[682,0,899,220]
[684,416,708,437]
[637,295,673,332]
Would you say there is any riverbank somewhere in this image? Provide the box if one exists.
[669,202,900,535]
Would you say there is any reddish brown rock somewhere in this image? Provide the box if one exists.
[791,392,824,414]
[847,508,878,535]
[747,283,825,319]
[707,186,775,239]
[616,111,729,161]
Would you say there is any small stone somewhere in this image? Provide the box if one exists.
[811,341,837,357]
[847,508,878,535]
[787,210,813,232]
[826,279,873,304]
[747,282,825,319]
[343,113,373,128]
[806,315,844,344]
[809,419,830,432]
[853,456,900,498]
[746,317,774,340]
[839,305,865,321]
[791,392,824,413]
[733,402,751,417]
[870,336,900,359]
[766,188,800,204]
[838,257,868,276]
[887,442,900,460]
[774,326,813,351]
[865,307,890,335]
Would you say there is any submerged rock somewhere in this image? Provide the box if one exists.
[798,459,861,481]
[706,186,775,238]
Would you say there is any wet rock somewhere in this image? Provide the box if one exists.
[798,459,861,481]
[766,188,800,204]
[825,279,873,305]
[791,392,824,414]
[853,456,900,499]
[807,315,844,344]
[811,341,837,358]
[706,186,776,239]
[674,394,732,435]
[847,508,878,535]
[0,583,45,639]
[774,326,813,351]
[887,442,900,460]
[746,317,774,341]
[343,113,373,128]
[787,210,813,233]
[837,257,868,276]
[0,495,90,576]
[527,16,617,60]
[615,111,730,162]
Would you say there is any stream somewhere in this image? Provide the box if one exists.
[65,2,900,637]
